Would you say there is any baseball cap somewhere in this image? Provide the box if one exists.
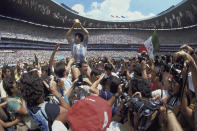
[66,95,112,131]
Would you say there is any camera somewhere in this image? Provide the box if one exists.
[120,95,163,131]
[174,56,184,70]
[138,56,146,63]
[165,63,183,86]
[129,97,163,131]
[73,75,89,87]
[118,72,129,93]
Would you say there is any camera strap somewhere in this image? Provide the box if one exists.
[180,65,189,103]
[161,81,164,99]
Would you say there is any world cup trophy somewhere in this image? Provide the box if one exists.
[74,19,81,27]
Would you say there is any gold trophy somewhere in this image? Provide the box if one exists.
[74,19,81,27]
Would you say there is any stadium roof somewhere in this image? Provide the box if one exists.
[0,0,197,29]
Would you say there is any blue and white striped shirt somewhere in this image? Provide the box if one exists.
[71,40,87,63]
[60,77,72,93]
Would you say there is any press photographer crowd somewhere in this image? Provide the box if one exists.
[1,20,197,131]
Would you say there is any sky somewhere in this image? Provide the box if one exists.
[55,0,183,21]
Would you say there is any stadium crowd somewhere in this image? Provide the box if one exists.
[1,20,197,131]
[1,17,197,45]
[0,50,137,65]
[1,44,197,131]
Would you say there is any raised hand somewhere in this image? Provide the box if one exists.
[179,44,194,54]
[54,43,60,51]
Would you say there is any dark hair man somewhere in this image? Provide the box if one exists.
[66,19,89,64]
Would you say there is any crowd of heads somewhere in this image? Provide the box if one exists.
[0,43,197,131]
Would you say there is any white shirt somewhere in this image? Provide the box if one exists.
[188,72,195,93]
[151,89,169,100]
[0,80,7,98]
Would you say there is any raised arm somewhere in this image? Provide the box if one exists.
[16,99,28,115]
[174,51,197,99]
[66,24,74,43]
[107,58,115,71]
[179,44,197,63]
[0,117,21,128]
[108,84,122,107]
[167,110,183,131]
[141,60,148,79]
[49,80,70,110]
[65,58,75,75]
[49,43,60,69]
[79,24,89,43]
[89,75,104,95]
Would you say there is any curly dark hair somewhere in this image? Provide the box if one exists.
[3,76,16,96]
[130,77,152,98]
[2,65,14,79]
[54,62,66,78]
[41,65,51,76]
[19,71,44,107]
[68,87,90,106]
[104,63,113,71]
[75,33,84,42]
[133,63,142,77]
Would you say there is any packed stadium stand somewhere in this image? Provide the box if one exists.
[0,17,197,51]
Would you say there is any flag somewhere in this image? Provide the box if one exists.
[144,36,154,60]
[152,30,160,53]
[137,30,160,60]
[138,44,147,53]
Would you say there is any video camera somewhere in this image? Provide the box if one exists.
[138,52,147,63]
[120,94,163,131]
[73,75,89,87]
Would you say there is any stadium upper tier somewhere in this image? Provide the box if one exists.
[0,0,197,29]
[0,17,197,46]
[0,16,197,52]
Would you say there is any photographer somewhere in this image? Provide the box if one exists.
[72,61,93,87]
[179,44,197,63]
[117,61,130,82]
[130,63,152,98]
[174,50,197,130]
[104,63,119,79]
